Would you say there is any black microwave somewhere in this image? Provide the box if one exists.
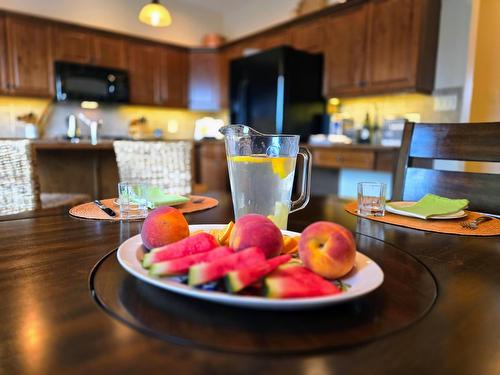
[55,61,129,103]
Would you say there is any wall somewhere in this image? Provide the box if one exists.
[223,0,298,40]
[434,0,472,90]
[468,0,500,122]
[0,0,223,47]
[222,0,343,40]
[0,98,226,140]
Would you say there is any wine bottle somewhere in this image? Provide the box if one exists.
[358,113,371,144]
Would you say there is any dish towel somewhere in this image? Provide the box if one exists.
[387,194,469,219]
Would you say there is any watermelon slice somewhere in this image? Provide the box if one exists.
[143,232,218,268]
[188,247,266,286]
[264,263,341,298]
[225,254,292,293]
[149,246,234,277]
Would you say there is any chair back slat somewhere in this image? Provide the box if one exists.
[409,123,500,161]
[402,168,500,214]
[113,141,193,195]
[0,140,41,216]
[393,122,500,215]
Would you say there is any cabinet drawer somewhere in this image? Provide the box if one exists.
[312,149,375,169]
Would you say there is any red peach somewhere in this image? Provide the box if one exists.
[298,221,356,279]
[229,214,284,258]
[141,206,189,250]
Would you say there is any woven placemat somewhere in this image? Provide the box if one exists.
[69,195,219,221]
[345,201,500,236]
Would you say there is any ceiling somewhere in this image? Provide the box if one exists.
[0,0,302,46]
[180,0,250,13]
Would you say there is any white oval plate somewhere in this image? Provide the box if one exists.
[386,201,467,219]
[117,225,384,310]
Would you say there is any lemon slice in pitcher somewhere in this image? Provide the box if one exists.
[230,155,294,179]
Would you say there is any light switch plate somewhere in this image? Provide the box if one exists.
[434,95,458,112]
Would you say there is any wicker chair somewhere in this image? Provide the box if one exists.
[113,141,193,195]
[0,140,90,216]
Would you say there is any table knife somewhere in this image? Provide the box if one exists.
[94,200,116,217]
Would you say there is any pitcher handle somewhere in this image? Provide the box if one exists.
[290,146,312,213]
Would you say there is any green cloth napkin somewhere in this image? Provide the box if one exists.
[144,187,189,209]
[388,194,469,219]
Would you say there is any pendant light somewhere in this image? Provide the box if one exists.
[139,0,172,27]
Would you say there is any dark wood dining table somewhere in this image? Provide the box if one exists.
[1,191,498,374]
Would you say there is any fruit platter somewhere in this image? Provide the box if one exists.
[117,207,384,310]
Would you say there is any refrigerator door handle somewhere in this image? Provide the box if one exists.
[238,80,249,124]
[275,75,285,134]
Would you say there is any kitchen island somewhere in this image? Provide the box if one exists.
[33,140,399,199]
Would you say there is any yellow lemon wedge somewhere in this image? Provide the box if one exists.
[229,155,294,179]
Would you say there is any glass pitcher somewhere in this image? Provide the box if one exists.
[219,125,311,229]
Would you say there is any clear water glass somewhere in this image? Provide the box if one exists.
[357,182,387,217]
[118,182,148,219]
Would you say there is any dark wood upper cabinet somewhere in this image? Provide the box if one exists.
[127,42,160,105]
[324,5,369,97]
[159,47,188,108]
[92,34,127,69]
[219,45,245,109]
[0,14,8,94]
[189,50,220,111]
[364,0,419,91]
[5,15,53,97]
[52,25,91,64]
[259,29,292,50]
[365,0,439,93]
[291,19,326,54]
[324,0,439,97]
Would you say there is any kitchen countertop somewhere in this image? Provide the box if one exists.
[32,139,399,152]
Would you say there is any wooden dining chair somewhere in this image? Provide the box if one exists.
[113,141,193,195]
[393,122,500,215]
[0,140,90,216]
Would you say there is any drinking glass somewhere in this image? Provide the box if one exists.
[220,125,311,229]
[118,182,148,219]
[357,182,386,217]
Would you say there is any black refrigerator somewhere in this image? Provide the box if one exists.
[230,46,324,140]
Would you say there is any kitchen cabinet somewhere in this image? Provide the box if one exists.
[324,5,368,97]
[259,29,292,50]
[127,42,160,105]
[160,47,188,108]
[194,141,229,191]
[0,14,8,94]
[219,45,244,109]
[364,0,438,93]
[4,15,53,97]
[52,25,91,64]
[53,25,127,69]
[324,0,439,97]
[92,33,127,69]
[189,50,221,111]
[291,19,326,54]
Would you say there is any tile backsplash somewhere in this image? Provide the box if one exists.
[0,97,50,138]
[0,97,227,140]
[329,87,463,126]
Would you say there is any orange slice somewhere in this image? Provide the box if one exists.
[208,229,221,239]
[282,236,300,254]
[217,221,234,246]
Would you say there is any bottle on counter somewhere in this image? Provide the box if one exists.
[372,109,382,145]
[358,112,371,144]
